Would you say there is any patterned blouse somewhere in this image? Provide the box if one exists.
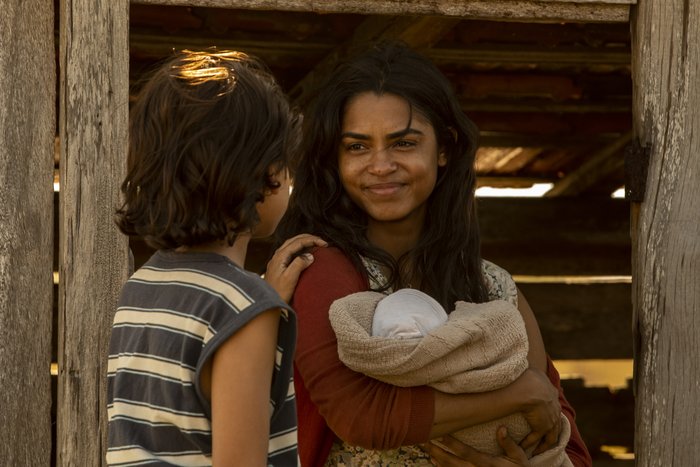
[325,259,518,466]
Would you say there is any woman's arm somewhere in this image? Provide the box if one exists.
[293,248,561,451]
[293,247,435,449]
[546,356,593,467]
[516,289,548,372]
[517,287,592,465]
[430,367,560,440]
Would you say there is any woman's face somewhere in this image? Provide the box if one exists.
[338,92,446,231]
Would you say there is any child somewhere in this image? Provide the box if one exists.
[106,50,326,466]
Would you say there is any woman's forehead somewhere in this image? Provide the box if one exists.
[342,92,431,132]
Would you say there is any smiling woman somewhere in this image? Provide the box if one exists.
[276,41,592,467]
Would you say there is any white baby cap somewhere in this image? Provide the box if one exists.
[372,288,449,339]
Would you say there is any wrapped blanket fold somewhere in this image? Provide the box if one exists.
[329,291,573,466]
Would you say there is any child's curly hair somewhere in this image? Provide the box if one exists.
[116,50,299,250]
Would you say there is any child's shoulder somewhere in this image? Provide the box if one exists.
[132,250,282,307]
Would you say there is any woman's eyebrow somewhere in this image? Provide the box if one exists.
[340,131,370,140]
[340,128,424,140]
[388,128,423,139]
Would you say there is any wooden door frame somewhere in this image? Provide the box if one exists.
[51,0,699,465]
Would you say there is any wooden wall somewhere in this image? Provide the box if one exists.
[0,1,55,465]
[631,0,700,465]
[56,1,129,465]
[10,0,700,465]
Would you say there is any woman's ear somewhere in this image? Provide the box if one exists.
[448,127,458,142]
[437,127,457,167]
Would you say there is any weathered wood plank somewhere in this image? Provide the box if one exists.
[132,0,631,23]
[0,1,55,465]
[426,45,631,66]
[57,1,129,466]
[631,0,700,465]
[521,283,632,359]
[479,197,631,276]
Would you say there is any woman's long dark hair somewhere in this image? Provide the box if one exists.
[276,41,488,308]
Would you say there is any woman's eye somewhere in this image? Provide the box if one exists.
[394,140,416,149]
[346,143,366,151]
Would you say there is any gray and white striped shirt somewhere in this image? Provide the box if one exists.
[107,250,298,466]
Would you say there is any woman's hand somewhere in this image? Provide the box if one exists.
[515,368,562,454]
[424,429,531,467]
[264,234,327,302]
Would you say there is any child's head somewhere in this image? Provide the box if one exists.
[116,50,299,249]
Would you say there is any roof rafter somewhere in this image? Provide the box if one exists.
[544,130,633,197]
[288,15,461,107]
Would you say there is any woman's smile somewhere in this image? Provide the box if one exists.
[363,182,405,196]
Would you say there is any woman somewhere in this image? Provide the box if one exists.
[277,41,592,466]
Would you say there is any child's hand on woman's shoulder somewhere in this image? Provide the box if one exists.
[265,234,327,302]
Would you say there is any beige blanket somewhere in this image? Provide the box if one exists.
[329,291,572,467]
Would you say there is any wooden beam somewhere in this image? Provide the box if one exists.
[478,130,624,148]
[132,0,631,23]
[461,98,631,114]
[476,176,556,188]
[544,130,632,197]
[288,15,460,107]
[631,0,700,465]
[426,45,631,66]
[479,197,631,276]
[0,1,54,465]
[58,1,129,466]
[521,283,632,359]
[130,32,331,63]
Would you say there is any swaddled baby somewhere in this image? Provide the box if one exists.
[330,288,572,467]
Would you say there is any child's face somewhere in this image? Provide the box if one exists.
[253,170,291,238]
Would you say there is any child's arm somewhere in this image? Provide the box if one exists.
[264,233,327,302]
[209,307,281,466]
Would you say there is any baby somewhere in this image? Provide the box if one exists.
[330,289,572,466]
[371,288,448,339]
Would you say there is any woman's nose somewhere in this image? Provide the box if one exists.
[367,148,397,175]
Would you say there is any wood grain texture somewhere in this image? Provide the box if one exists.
[57,0,129,465]
[479,197,631,276]
[132,0,631,23]
[521,283,632,359]
[0,1,55,465]
[631,0,700,464]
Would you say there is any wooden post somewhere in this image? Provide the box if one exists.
[57,0,129,465]
[631,0,700,464]
[133,0,633,23]
[0,1,55,465]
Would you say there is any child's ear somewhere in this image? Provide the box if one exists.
[263,168,289,196]
[263,182,282,196]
